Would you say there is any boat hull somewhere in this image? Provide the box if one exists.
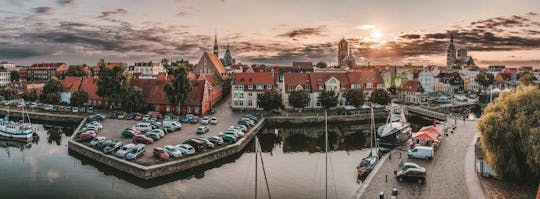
[0,129,33,140]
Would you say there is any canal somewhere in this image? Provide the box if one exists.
[0,118,433,199]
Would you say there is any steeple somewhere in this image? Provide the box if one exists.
[450,33,454,43]
[224,43,233,66]
[213,33,219,57]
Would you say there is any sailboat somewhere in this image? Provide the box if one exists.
[0,100,34,141]
[376,106,411,152]
[356,103,379,177]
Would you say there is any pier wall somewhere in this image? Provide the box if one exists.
[0,109,84,123]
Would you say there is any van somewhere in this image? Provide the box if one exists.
[126,144,146,160]
[163,121,181,131]
[132,123,152,133]
[407,146,434,159]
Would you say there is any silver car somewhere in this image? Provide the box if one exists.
[115,144,136,158]
[164,145,183,158]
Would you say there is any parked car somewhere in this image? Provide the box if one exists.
[87,106,94,114]
[134,113,143,121]
[66,106,72,112]
[103,140,122,154]
[218,134,237,144]
[79,131,97,141]
[95,139,114,149]
[133,135,154,144]
[132,123,152,133]
[115,143,136,158]
[147,111,163,119]
[72,107,79,113]
[126,144,146,160]
[80,107,86,113]
[408,146,434,160]
[163,121,181,131]
[150,129,166,137]
[221,131,241,138]
[90,136,106,146]
[400,162,424,171]
[207,109,215,115]
[180,114,193,123]
[210,117,218,125]
[194,138,215,148]
[208,136,224,145]
[175,144,196,155]
[142,115,150,122]
[59,106,65,112]
[164,145,183,158]
[127,112,138,120]
[153,147,170,160]
[196,126,209,134]
[396,167,426,184]
[121,130,139,138]
[190,116,200,124]
[117,112,127,119]
[225,129,244,137]
[201,116,210,125]
[183,139,206,152]
[146,132,161,141]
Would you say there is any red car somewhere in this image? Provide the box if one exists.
[125,128,142,135]
[133,135,153,144]
[79,131,96,141]
[134,114,142,121]
[153,147,170,160]
[147,111,163,119]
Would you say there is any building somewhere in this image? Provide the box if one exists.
[93,60,126,75]
[127,61,166,77]
[9,81,45,95]
[231,72,275,110]
[418,70,434,93]
[219,44,235,69]
[447,34,457,67]
[60,76,83,104]
[0,62,16,70]
[459,68,481,91]
[398,80,427,104]
[194,52,229,80]
[435,72,464,93]
[27,63,68,81]
[337,38,356,68]
[447,34,476,68]
[0,71,10,87]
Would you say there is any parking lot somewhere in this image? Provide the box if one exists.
[94,103,247,165]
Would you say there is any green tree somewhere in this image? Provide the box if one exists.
[315,61,328,68]
[518,72,536,86]
[164,66,191,111]
[370,89,391,105]
[317,90,338,109]
[257,91,282,111]
[477,85,540,181]
[41,78,64,101]
[65,65,88,77]
[344,89,365,107]
[0,87,17,100]
[22,90,39,101]
[44,92,60,105]
[10,70,20,82]
[122,87,148,113]
[97,61,127,107]
[475,71,495,89]
[288,90,310,109]
[71,91,89,107]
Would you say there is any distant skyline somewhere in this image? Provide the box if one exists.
[1,0,540,67]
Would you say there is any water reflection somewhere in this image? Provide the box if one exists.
[43,124,74,146]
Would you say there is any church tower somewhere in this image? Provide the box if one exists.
[447,33,456,66]
[338,38,348,66]
[223,43,233,66]
[213,33,219,57]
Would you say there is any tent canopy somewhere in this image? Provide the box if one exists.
[413,131,438,141]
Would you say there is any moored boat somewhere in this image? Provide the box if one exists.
[0,118,33,140]
[377,106,411,152]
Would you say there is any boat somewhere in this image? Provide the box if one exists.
[0,100,34,141]
[377,106,412,152]
[356,103,379,177]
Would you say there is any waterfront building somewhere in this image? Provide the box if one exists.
[9,81,45,95]
[0,71,10,87]
[231,72,275,110]
[459,67,481,91]
[0,62,16,70]
[27,63,68,81]
[398,80,427,104]
[337,38,356,68]
[435,72,464,93]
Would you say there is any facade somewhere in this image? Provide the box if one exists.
[447,34,457,67]
[127,61,166,77]
[337,38,356,68]
[219,44,235,68]
[60,76,83,104]
[447,34,475,68]
[398,80,427,104]
[27,63,68,81]
[231,72,275,110]
[0,62,16,70]
[459,68,481,91]
[9,81,45,95]
[435,72,464,93]
[418,70,434,93]
[0,71,10,87]
[194,52,229,80]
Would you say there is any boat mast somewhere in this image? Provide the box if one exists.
[325,110,328,199]
[255,136,258,199]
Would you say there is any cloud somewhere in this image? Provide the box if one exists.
[400,34,421,40]
[98,9,128,19]
[278,26,327,39]
[177,11,192,16]
[57,0,77,6]
[33,7,53,14]
[354,24,376,30]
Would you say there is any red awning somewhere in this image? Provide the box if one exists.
[419,125,442,135]
[413,131,438,141]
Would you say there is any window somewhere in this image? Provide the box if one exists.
[248,84,253,90]
[256,84,264,90]
[248,93,252,97]
[239,93,244,98]
[248,100,253,107]
[238,84,244,90]
[239,100,244,106]
[267,84,272,90]
[234,100,238,106]
[330,79,336,83]
[306,86,311,91]
[234,93,238,98]
[319,85,324,90]
[367,83,373,88]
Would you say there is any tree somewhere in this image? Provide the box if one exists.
[257,91,282,111]
[41,78,64,101]
[288,90,310,109]
[22,90,39,101]
[65,65,88,77]
[518,72,536,86]
[164,66,191,112]
[317,90,338,109]
[370,89,391,105]
[475,71,495,89]
[0,87,17,100]
[315,61,328,68]
[122,87,148,113]
[344,89,365,107]
[44,92,60,105]
[97,61,127,107]
[10,70,20,82]
[477,85,540,181]
[71,91,89,107]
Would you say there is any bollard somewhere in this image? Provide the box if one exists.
[379,192,384,199]
[399,152,402,159]
[389,152,392,160]
[392,188,398,196]
[385,174,388,182]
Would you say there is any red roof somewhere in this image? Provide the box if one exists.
[283,73,310,92]
[80,77,102,100]
[419,125,442,135]
[129,79,169,105]
[234,72,274,85]
[399,80,423,92]
[346,70,384,85]
[200,52,227,76]
[413,131,438,141]
[292,62,313,70]
[62,76,82,93]
[309,72,349,92]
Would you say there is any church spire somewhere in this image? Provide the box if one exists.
[450,33,454,43]
[213,33,219,57]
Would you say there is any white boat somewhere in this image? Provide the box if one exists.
[377,106,411,152]
[0,101,34,141]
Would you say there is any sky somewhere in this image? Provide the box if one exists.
[1,0,540,67]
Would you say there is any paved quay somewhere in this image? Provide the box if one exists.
[356,119,482,199]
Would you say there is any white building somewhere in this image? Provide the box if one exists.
[460,68,481,91]
[0,71,10,87]
[128,61,166,77]
[0,62,16,70]
[418,70,434,93]
[231,72,275,110]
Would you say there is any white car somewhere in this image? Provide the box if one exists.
[208,136,224,145]
[175,144,195,155]
[201,116,210,125]
[163,121,181,131]
[72,107,79,113]
[408,146,434,159]
[115,143,136,158]
[164,145,183,158]
[150,129,165,137]
[210,117,218,125]
[219,131,240,138]
[90,137,106,146]
[132,123,152,132]
[226,128,244,137]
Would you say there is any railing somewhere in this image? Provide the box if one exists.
[406,106,448,120]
